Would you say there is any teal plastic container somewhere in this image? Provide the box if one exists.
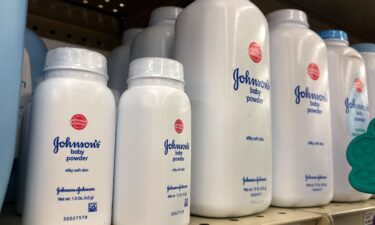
[0,0,28,210]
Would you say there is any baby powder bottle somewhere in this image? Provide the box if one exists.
[174,0,272,217]
[113,57,191,225]
[352,44,375,119]
[352,43,375,200]
[130,7,182,61]
[23,48,116,225]
[267,9,333,207]
[319,30,371,202]
[108,28,142,95]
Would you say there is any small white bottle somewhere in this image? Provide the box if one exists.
[130,7,182,61]
[108,28,142,95]
[23,48,116,225]
[174,0,272,217]
[319,30,371,202]
[267,9,333,207]
[113,57,191,225]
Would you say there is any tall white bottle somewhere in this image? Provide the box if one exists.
[113,57,191,225]
[352,44,375,119]
[23,48,116,225]
[108,28,142,95]
[268,9,333,207]
[175,0,272,217]
[130,7,182,61]
[319,30,371,202]
[352,43,375,199]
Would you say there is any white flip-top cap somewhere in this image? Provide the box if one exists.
[128,57,184,83]
[121,28,143,44]
[44,47,108,79]
[267,9,309,27]
[149,7,183,25]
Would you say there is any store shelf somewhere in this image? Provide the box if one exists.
[0,205,321,225]
[190,207,322,225]
[2,201,375,225]
[300,199,375,225]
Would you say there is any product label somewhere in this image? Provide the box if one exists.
[293,62,331,193]
[49,113,110,222]
[248,42,262,63]
[346,77,369,138]
[242,176,268,200]
[233,68,271,105]
[304,174,328,192]
[363,210,375,225]
[164,119,190,218]
[231,37,271,203]
[294,64,329,115]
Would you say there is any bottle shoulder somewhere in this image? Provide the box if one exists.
[270,27,326,49]
[135,24,174,38]
[327,45,364,61]
[109,45,131,59]
[119,86,190,108]
[35,78,113,100]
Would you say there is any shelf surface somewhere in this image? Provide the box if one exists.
[190,207,321,225]
[2,200,375,225]
[301,199,375,216]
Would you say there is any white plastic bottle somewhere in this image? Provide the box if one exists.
[352,44,375,119]
[113,57,191,225]
[130,7,182,61]
[267,9,333,207]
[174,0,272,217]
[352,43,375,199]
[23,48,116,225]
[108,28,142,95]
[319,30,371,202]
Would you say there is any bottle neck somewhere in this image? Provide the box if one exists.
[269,21,308,29]
[44,70,108,85]
[128,77,184,90]
[149,19,176,26]
[324,39,348,47]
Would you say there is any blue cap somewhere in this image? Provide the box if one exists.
[318,30,348,42]
[351,43,375,53]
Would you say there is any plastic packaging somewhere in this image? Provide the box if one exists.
[174,0,272,217]
[319,30,371,202]
[130,7,182,61]
[268,9,333,207]
[113,57,191,225]
[108,28,142,94]
[23,48,116,225]
[0,0,28,210]
[352,43,375,119]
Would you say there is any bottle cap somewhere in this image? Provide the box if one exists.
[44,47,108,79]
[128,57,184,83]
[352,43,375,53]
[149,7,182,25]
[267,9,309,27]
[318,30,348,43]
[121,28,143,44]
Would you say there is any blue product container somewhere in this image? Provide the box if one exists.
[0,0,28,210]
